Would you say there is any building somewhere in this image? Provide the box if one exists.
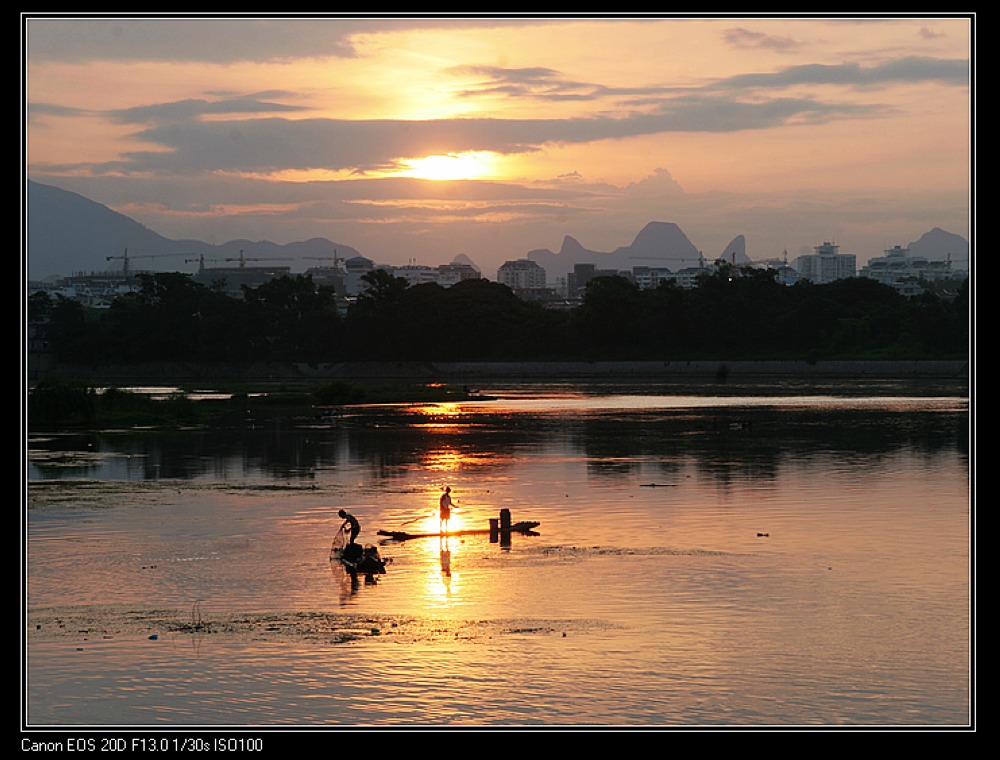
[393,263,440,287]
[794,242,857,284]
[339,255,375,296]
[436,260,482,287]
[497,259,547,290]
[192,264,293,297]
[763,262,802,287]
[302,264,346,295]
[340,256,483,295]
[565,263,632,296]
[32,270,141,308]
[746,251,801,286]
[632,265,675,290]
[673,266,710,289]
[860,245,957,293]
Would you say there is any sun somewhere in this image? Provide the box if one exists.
[399,151,499,181]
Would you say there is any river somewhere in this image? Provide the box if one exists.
[24,380,972,731]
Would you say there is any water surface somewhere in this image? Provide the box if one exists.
[25,384,972,728]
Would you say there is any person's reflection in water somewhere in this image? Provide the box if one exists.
[332,561,361,604]
[440,534,451,579]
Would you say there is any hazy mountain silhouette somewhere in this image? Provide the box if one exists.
[27,181,175,280]
[26,180,969,281]
[450,253,481,272]
[905,228,970,270]
[527,222,706,281]
[25,181,361,280]
[720,235,752,265]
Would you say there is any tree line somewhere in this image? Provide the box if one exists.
[27,264,969,365]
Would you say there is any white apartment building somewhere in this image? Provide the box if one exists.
[337,255,483,295]
[393,263,440,287]
[497,259,547,290]
[631,266,674,289]
[860,245,955,286]
[794,242,857,284]
[673,266,709,289]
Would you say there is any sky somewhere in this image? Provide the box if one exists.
[23,14,973,276]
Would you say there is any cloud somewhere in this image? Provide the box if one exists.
[22,16,532,64]
[722,26,803,52]
[449,65,648,102]
[107,94,308,125]
[24,17,375,63]
[26,17,969,181]
[623,168,685,197]
[712,56,969,91]
[35,86,890,179]
[75,105,836,176]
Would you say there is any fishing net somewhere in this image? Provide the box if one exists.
[330,525,347,561]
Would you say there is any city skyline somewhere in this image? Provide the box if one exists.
[24,14,973,276]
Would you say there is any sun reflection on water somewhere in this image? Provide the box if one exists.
[422,537,462,607]
[406,401,462,418]
[424,447,467,473]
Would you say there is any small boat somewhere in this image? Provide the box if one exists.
[330,530,389,580]
[377,521,540,542]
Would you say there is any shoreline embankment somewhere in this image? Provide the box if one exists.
[29,358,970,386]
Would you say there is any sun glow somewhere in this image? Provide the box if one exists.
[398,151,500,181]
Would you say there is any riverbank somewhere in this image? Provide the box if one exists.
[30,358,970,385]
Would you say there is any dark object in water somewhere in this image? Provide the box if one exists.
[377,521,540,542]
[331,540,389,579]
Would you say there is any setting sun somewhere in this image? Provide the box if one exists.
[399,151,499,181]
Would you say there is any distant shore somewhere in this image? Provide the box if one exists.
[31,358,970,386]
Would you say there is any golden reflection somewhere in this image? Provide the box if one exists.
[407,401,462,419]
[439,539,452,578]
[423,535,460,604]
[407,402,469,437]
[424,449,466,475]
[408,400,481,474]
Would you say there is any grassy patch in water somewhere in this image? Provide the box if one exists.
[27,377,488,430]
[312,381,489,406]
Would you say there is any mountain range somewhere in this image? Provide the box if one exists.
[527,223,751,281]
[24,181,363,281]
[24,180,969,281]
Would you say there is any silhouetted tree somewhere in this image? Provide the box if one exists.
[35,266,969,366]
[570,276,647,359]
[243,275,342,361]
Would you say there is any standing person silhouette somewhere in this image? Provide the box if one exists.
[439,487,455,535]
[338,509,360,545]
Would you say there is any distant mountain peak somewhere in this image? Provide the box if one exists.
[559,235,587,256]
[617,221,699,259]
[720,234,751,264]
[450,253,481,271]
[906,227,970,270]
[528,221,703,279]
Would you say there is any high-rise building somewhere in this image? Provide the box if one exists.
[497,259,547,290]
[794,242,856,283]
[860,245,955,287]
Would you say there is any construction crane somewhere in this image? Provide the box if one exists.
[185,254,228,273]
[304,250,343,270]
[106,248,197,275]
[224,250,293,268]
